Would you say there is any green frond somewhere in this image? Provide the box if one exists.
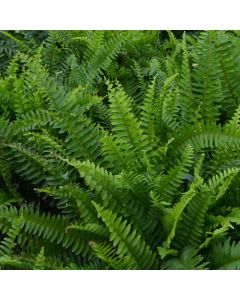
[11,110,54,137]
[0,118,13,140]
[64,159,121,206]
[177,32,199,125]
[89,101,111,130]
[160,184,197,251]
[153,145,194,206]
[37,184,97,222]
[100,133,127,172]
[140,77,158,145]
[83,31,104,62]
[214,31,240,117]
[90,241,134,270]
[159,156,205,254]
[210,238,240,269]
[76,33,125,85]
[5,142,67,186]
[174,168,237,249]
[173,122,240,152]
[205,168,239,203]
[5,143,47,185]
[199,220,233,250]
[162,246,209,270]
[192,31,223,123]
[33,247,45,270]
[67,223,109,240]
[140,76,177,152]
[0,255,32,270]
[63,115,103,163]
[0,214,23,256]
[108,83,151,163]
[67,260,106,270]
[227,105,240,130]
[93,202,158,270]
[131,60,147,105]
[0,206,91,256]
[161,75,180,132]
[42,31,73,79]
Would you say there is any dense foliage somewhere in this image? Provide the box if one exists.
[1,30,240,269]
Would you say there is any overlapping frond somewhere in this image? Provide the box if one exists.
[93,203,158,269]
[1,30,240,270]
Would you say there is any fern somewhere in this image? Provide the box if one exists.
[162,246,209,270]
[108,83,151,161]
[75,33,125,85]
[177,32,198,125]
[93,203,158,269]
[37,184,97,222]
[0,214,23,256]
[1,30,240,269]
[90,242,134,270]
[174,168,238,249]
[210,238,240,269]
[64,158,121,206]
[192,31,223,123]
[152,145,194,206]
[33,247,45,270]
[160,184,197,251]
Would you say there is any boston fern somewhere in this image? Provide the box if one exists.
[1,30,240,269]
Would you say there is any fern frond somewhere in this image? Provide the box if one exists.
[153,145,194,206]
[63,115,103,163]
[93,202,158,269]
[5,142,67,186]
[33,247,45,270]
[177,32,199,125]
[37,184,97,222]
[140,77,158,146]
[162,246,209,270]
[210,238,240,269]
[0,214,23,256]
[108,83,151,164]
[77,33,125,85]
[173,122,240,152]
[0,206,91,256]
[11,110,54,137]
[160,184,197,250]
[0,255,32,270]
[214,31,240,117]
[174,168,238,249]
[67,260,106,270]
[64,159,121,206]
[90,241,134,270]
[67,223,109,240]
[161,76,180,132]
[192,31,223,123]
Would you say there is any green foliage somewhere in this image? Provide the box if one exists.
[162,246,209,270]
[34,247,45,270]
[1,29,240,269]
[93,203,157,269]
[210,238,240,269]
